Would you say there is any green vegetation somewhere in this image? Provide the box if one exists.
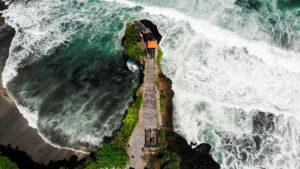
[80,23,145,168]
[159,131,180,169]
[0,152,19,169]
[83,94,143,169]
[160,93,167,100]
[74,157,95,169]
[159,150,180,169]
[160,103,166,112]
[147,89,180,169]
[159,129,167,150]
[156,80,160,87]
[123,23,143,61]
[150,130,180,169]
[160,91,167,112]
[115,94,143,144]
[157,48,163,65]
[96,142,129,169]
[83,163,97,169]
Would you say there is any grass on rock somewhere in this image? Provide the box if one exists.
[123,23,143,61]
[157,48,163,66]
[83,94,143,169]
[148,130,180,169]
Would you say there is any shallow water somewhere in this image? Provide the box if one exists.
[2,0,300,168]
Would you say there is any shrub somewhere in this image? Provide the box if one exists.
[126,45,143,60]
[159,130,167,150]
[117,94,143,143]
[157,48,163,65]
[160,103,166,111]
[0,152,19,169]
[97,142,129,169]
[123,23,143,61]
[161,151,180,169]
[85,94,143,169]
[157,131,180,169]
[160,93,167,100]
[124,23,137,43]
[84,163,98,169]
[160,92,167,112]
[156,81,160,87]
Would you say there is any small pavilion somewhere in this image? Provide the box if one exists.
[147,41,158,59]
[145,129,159,147]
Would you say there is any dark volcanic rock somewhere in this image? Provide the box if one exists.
[0,1,10,26]
[0,144,91,169]
[166,131,220,169]
[0,24,15,61]
[156,63,220,169]
[196,143,212,155]
[252,111,275,134]
[235,0,262,10]
[140,19,162,43]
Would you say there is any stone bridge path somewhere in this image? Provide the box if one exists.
[126,56,158,169]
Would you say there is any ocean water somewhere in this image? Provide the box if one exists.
[1,0,143,151]
[2,0,300,168]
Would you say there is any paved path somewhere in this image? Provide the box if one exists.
[126,56,158,169]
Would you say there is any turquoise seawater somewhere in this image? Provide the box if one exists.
[2,0,144,150]
[2,0,300,168]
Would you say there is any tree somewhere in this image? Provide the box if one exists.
[97,142,129,169]
[0,152,19,169]
[123,23,143,61]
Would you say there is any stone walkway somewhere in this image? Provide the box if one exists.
[126,56,158,169]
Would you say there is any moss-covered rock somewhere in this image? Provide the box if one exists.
[122,23,143,61]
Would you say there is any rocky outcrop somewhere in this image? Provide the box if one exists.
[157,66,220,169]
[0,0,13,26]
[140,19,162,44]
[235,0,262,10]
[152,19,220,168]
[252,111,275,134]
[0,24,15,102]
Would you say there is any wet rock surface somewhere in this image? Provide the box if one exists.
[166,131,220,169]
[235,0,262,10]
[140,19,162,43]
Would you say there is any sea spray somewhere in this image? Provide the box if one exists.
[2,0,142,151]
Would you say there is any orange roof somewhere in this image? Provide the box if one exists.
[147,41,158,48]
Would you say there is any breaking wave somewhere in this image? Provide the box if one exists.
[2,0,300,167]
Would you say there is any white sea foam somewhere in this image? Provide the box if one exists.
[1,0,136,151]
[107,0,300,168]
[2,0,70,132]
[111,0,300,118]
[2,0,300,167]
[4,89,89,153]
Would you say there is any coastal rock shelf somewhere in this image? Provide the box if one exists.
[124,20,220,169]
[126,20,161,169]
[126,57,158,168]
